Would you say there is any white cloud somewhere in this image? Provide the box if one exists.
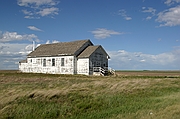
[125,17,132,20]
[0,31,39,42]
[28,26,42,31]
[156,5,180,26]
[46,40,60,44]
[108,49,180,70]
[142,7,156,15]
[22,9,33,15]
[24,16,40,19]
[17,0,60,18]
[52,40,59,43]
[0,39,60,70]
[0,43,31,54]
[165,0,172,5]
[1,42,180,70]
[91,28,123,39]
[164,0,180,6]
[142,7,156,20]
[25,44,33,51]
[117,9,132,20]
[22,10,40,19]
[37,7,59,16]
[146,16,152,20]
[17,0,59,7]
[46,40,50,44]
[0,43,33,69]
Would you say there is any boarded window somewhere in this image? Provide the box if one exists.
[52,58,55,66]
[61,58,64,66]
[43,59,46,67]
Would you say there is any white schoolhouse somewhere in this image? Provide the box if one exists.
[19,39,110,75]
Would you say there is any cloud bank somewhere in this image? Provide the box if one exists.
[0,31,39,42]
[1,43,180,70]
[164,0,180,6]
[0,30,41,69]
[156,5,180,27]
[0,43,33,69]
[141,1,180,27]
[108,49,180,70]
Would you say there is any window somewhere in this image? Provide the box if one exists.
[43,59,46,67]
[32,59,36,64]
[96,61,100,66]
[52,58,55,66]
[61,58,64,66]
[93,62,96,66]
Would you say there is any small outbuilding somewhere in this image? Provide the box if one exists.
[19,39,110,75]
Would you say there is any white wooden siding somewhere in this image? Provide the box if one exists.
[76,47,108,75]
[77,58,89,75]
[19,56,75,74]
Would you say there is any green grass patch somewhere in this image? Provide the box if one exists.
[0,71,180,119]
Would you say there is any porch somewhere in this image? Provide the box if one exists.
[93,67,115,76]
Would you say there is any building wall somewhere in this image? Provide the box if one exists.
[19,56,76,74]
[91,47,108,75]
[89,47,108,69]
[77,47,109,75]
[77,58,89,75]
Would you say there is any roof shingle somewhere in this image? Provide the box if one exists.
[27,39,93,57]
[78,45,100,58]
[78,45,110,58]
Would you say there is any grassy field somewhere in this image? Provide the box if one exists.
[0,70,180,119]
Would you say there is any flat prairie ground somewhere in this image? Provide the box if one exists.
[116,70,180,77]
[0,70,180,119]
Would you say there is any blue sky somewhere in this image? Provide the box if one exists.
[0,0,180,70]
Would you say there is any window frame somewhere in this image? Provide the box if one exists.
[61,58,65,66]
[43,59,46,67]
[52,58,55,66]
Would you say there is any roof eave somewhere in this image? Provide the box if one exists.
[27,53,75,58]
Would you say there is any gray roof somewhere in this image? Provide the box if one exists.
[78,45,100,58]
[27,39,93,57]
[78,45,110,58]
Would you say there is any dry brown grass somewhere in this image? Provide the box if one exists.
[0,70,179,104]
[0,70,180,119]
